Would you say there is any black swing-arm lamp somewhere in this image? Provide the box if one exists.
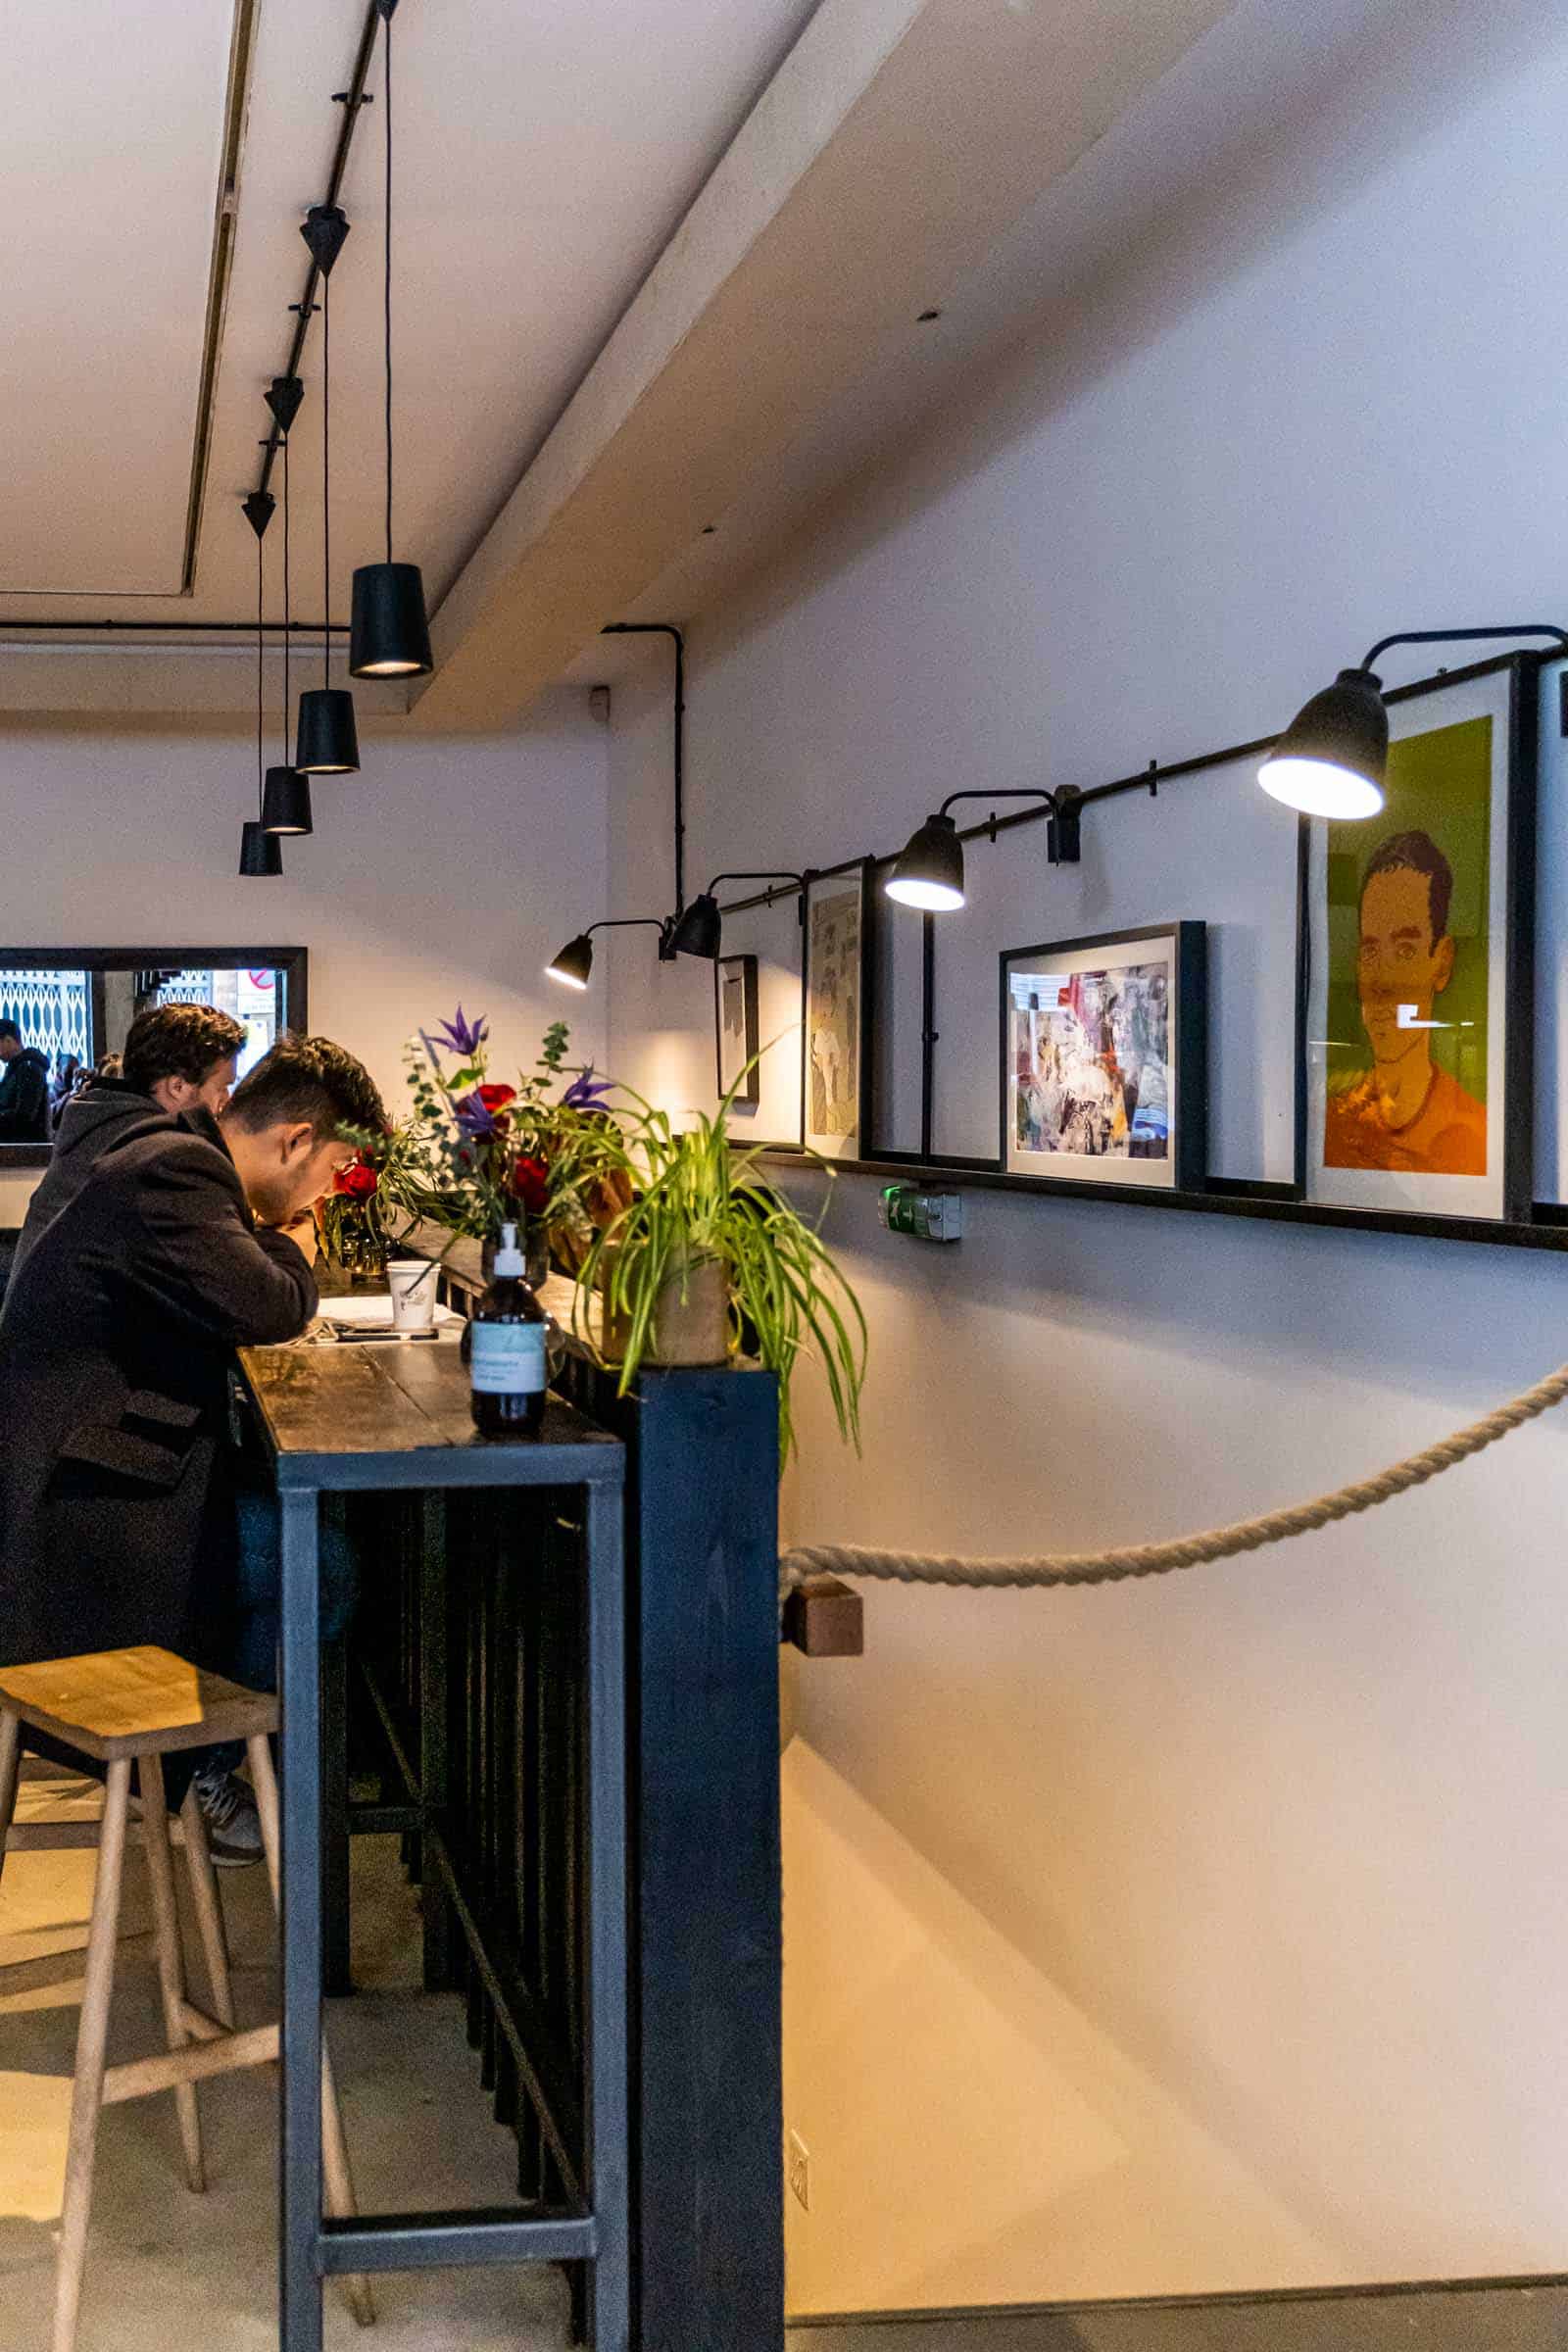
[668,871,806,960]
[1261,624,1568,820]
[545,915,675,992]
[886,786,1082,911]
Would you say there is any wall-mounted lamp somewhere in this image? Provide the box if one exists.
[886,787,1081,911]
[546,915,674,991]
[1262,625,1568,819]
[667,871,806,960]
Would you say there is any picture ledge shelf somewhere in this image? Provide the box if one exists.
[759,1149,1568,1254]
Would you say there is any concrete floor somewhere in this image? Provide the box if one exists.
[0,1760,571,2351]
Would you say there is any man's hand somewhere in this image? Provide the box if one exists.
[274,1207,319,1265]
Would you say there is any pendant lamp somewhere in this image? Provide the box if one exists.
[263,422,313,838]
[667,871,806,960]
[296,205,360,773]
[240,494,284,876]
[351,0,433,679]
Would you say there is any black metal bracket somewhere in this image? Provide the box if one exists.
[332,89,373,104]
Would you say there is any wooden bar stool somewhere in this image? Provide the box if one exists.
[0,1644,373,2352]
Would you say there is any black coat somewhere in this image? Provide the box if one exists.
[0,1114,317,1673]
[0,1047,51,1142]
[14,1078,165,1276]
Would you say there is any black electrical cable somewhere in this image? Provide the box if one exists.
[383,6,394,567]
[256,532,265,820]
[322,274,332,686]
[282,431,292,762]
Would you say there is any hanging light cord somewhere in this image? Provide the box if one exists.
[383,7,394,566]
[322,274,332,685]
[282,431,292,763]
[256,532,265,820]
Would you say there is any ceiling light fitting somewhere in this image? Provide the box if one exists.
[240,494,283,877]
[669,872,806,961]
[350,0,433,679]
[886,786,1081,912]
[1262,625,1568,819]
[546,916,674,992]
[295,205,360,775]
[264,422,312,840]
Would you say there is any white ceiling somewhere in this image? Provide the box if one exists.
[2,0,817,623]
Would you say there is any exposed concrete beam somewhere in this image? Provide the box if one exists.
[415,0,1236,730]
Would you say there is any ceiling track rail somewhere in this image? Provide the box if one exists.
[251,1,384,500]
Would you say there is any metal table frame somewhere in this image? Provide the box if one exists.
[257,1394,627,2352]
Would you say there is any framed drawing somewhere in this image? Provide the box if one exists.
[1300,657,1536,1221]
[715,954,760,1104]
[803,859,874,1157]
[1000,923,1207,1191]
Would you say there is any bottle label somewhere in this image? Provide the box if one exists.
[470,1322,547,1396]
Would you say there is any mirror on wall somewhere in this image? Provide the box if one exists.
[0,948,308,1164]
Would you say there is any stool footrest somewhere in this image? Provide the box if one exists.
[5,1821,102,1851]
[102,2022,278,2105]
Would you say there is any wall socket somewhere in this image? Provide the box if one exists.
[786,2129,810,2213]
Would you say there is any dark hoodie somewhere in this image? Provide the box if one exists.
[0,1046,50,1144]
[14,1078,168,1274]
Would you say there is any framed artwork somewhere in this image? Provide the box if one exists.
[715,954,760,1104]
[1300,657,1536,1221]
[803,859,874,1157]
[1000,922,1207,1191]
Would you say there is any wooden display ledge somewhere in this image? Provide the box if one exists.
[404,1224,862,1657]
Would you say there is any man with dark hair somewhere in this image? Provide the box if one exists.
[0,1033,385,1858]
[0,1017,52,1142]
[1324,827,1487,1175]
[15,1003,246,1275]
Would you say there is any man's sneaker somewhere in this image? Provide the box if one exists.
[190,1764,266,1867]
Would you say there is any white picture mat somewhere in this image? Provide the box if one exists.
[1304,665,1513,1219]
[1004,930,1179,1188]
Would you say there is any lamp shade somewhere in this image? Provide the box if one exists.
[350,561,432,678]
[262,765,313,836]
[885,810,965,910]
[295,687,360,775]
[546,933,594,989]
[239,819,283,876]
[667,893,722,959]
[1258,666,1387,819]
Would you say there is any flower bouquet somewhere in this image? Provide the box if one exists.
[317,1152,392,1282]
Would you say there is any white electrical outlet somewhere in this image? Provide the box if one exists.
[787,2130,810,2213]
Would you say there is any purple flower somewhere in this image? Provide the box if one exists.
[454,1091,497,1139]
[562,1065,613,1109]
[430,1004,487,1058]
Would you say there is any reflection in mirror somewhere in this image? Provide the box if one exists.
[0,950,307,1158]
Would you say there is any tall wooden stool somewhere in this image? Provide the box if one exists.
[0,1645,373,2352]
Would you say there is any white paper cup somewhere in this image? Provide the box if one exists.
[387,1258,438,1332]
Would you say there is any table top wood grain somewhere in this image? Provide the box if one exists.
[238,1338,622,1492]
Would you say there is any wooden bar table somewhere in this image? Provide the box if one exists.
[239,1336,628,2352]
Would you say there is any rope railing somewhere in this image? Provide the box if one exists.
[779,1359,1568,1598]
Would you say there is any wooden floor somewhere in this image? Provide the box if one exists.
[786,2280,1568,2350]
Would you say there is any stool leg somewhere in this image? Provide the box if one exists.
[139,1755,205,2194]
[54,1755,131,2352]
[248,1735,374,2328]
[178,1786,235,2031]
[0,1708,20,1896]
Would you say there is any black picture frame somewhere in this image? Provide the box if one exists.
[999,921,1207,1194]
[802,858,875,1157]
[714,954,760,1105]
[1294,652,1537,1226]
[0,946,309,1168]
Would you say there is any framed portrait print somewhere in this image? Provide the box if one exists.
[803,859,874,1157]
[1300,657,1536,1222]
[715,954,760,1104]
[1000,923,1207,1191]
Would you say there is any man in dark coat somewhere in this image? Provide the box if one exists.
[0,1035,385,1849]
[0,1019,52,1141]
[15,1001,246,1277]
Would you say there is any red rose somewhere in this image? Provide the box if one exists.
[335,1159,378,1201]
[511,1153,549,1214]
[476,1083,516,1113]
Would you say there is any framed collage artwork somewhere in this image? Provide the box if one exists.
[803,859,874,1157]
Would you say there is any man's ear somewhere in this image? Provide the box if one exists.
[1432,933,1456,994]
[280,1119,318,1163]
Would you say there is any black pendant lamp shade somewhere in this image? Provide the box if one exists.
[239,820,283,877]
[667,894,721,960]
[351,560,432,677]
[262,763,313,836]
[886,810,965,910]
[295,687,359,774]
[296,208,360,773]
[1258,666,1388,819]
[546,933,595,990]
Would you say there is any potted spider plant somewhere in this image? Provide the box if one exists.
[572,1074,866,1458]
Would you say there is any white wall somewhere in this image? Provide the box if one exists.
[604,0,1568,2314]
[0,688,608,1221]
